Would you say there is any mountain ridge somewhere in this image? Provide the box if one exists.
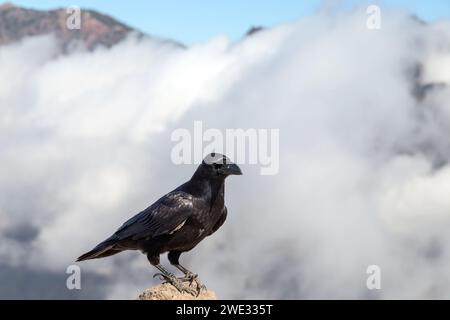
[0,2,181,52]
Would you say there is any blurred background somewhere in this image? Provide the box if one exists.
[1,0,450,299]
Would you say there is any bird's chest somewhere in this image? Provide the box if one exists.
[192,194,224,234]
[164,189,224,251]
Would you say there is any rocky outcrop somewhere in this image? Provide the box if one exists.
[139,282,217,300]
[0,2,137,51]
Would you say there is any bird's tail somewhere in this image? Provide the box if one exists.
[76,237,119,262]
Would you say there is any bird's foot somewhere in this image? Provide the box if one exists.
[178,272,207,295]
[153,273,198,296]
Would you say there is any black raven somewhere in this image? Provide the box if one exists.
[77,153,242,294]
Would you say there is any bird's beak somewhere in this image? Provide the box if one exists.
[223,162,243,175]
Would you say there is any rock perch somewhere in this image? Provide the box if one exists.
[139,281,217,300]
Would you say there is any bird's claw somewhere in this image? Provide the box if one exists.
[179,272,207,295]
[179,271,197,283]
[172,278,198,296]
[153,272,169,282]
[181,285,199,296]
[153,272,198,296]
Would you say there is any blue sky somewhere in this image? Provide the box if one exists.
[8,0,450,44]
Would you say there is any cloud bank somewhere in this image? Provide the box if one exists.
[1,7,450,299]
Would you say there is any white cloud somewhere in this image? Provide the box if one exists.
[1,8,450,299]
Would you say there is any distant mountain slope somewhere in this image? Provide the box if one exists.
[0,2,156,51]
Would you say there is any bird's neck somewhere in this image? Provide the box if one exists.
[189,175,225,203]
[207,179,225,209]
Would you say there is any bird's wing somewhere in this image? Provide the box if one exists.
[114,191,194,241]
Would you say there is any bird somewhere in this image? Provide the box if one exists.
[77,153,242,295]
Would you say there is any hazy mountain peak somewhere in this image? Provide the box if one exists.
[0,2,16,10]
[246,25,265,37]
[0,2,142,52]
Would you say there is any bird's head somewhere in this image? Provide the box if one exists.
[195,153,242,179]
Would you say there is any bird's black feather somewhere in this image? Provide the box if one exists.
[114,191,194,241]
